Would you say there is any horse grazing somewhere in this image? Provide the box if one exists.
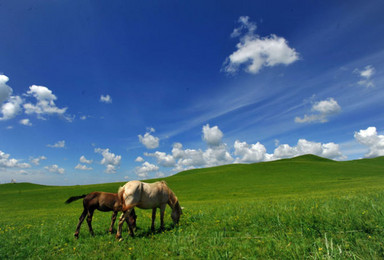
[116,180,182,239]
[65,192,137,238]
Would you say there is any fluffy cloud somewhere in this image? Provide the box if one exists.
[142,125,233,172]
[273,139,344,160]
[23,85,68,119]
[295,98,341,123]
[138,128,159,149]
[223,16,299,74]
[75,164,93,171]
[145,151,176,167]
[355,65,375,87]
[0,150,31,169]
[354,127,384,158]
[95,148,121,174]
[203,144,233,167]
[30,156,47,166]
[0,96,23,120]
[20,118,32,126]
[234,138,345,163]
[0,75,22,121]
[202,124,223,146]
[47,140,65,148]
[79,155,93,164]
[136,124,350,176]
[135,156,144,162]
[0,75,12,104]
[100,94,112,104]
[45,164,65,174]
[135,161,159,178]
[234,140,271,163]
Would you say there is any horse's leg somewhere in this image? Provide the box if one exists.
[125,209,136,232]
[86,209,95,236]
[109,211,117,234]
[116,208,135,239]
[74,208,87,238]
[160,204,166,231]
[151,208,156,232]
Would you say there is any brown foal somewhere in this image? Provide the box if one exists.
[65,192,137,238]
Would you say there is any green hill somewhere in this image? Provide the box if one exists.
[1,155,384,259]
[1,154,383,207]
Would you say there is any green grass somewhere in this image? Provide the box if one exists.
[1,155,384,259]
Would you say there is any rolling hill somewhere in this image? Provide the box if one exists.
[1,154,384,259]
[1,154,383,208]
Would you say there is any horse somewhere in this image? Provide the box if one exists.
[116,180,182,239]
[65,192,137,238]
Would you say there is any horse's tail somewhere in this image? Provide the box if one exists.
[118,186,125,208]
[65,194,87,204]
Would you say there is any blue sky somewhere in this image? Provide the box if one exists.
[1,1,384,185]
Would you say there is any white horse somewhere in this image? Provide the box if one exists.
[116,180,182,239]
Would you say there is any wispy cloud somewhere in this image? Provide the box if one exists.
[47,140,66,148]
[354,65,375,87]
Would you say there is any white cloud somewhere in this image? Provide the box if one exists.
[45,164,65,174]
[145,151,176,167]
[30,156,47,166]
[0,75,12,104]
[95,148,121,174]
[355,65,375,87]
[23,85,68,119]
[75,164,93,171]
[202,124,223,147]
[233,138,345,163]
[234,140,270,163]
[100,94,112,104]
[273,139,345,160]
[0,150,31,169]
[354,127,384,158]
[203,144,233,167]
[20,118,32,126]
[295,98,341,123]
[135,156,144,162]
[135,161,159,178]
[47,140,65,148]
[79,155,93,164]
[0,96,23,120]
[138,128,160,149]
[223,16,299,74]
[169,125,232,171]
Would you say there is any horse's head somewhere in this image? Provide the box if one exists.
[171,200,182,224]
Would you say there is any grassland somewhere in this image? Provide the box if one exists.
[1,155,384,259]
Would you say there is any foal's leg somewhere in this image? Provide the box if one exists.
[86,209,95,236]
[74,208,87,238]
[109,211,118,233]
[151,208,156,231]
[160,204,166,231]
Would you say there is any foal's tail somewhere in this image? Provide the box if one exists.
[65,194,87,204]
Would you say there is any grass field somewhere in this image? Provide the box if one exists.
[1,155,384,259]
